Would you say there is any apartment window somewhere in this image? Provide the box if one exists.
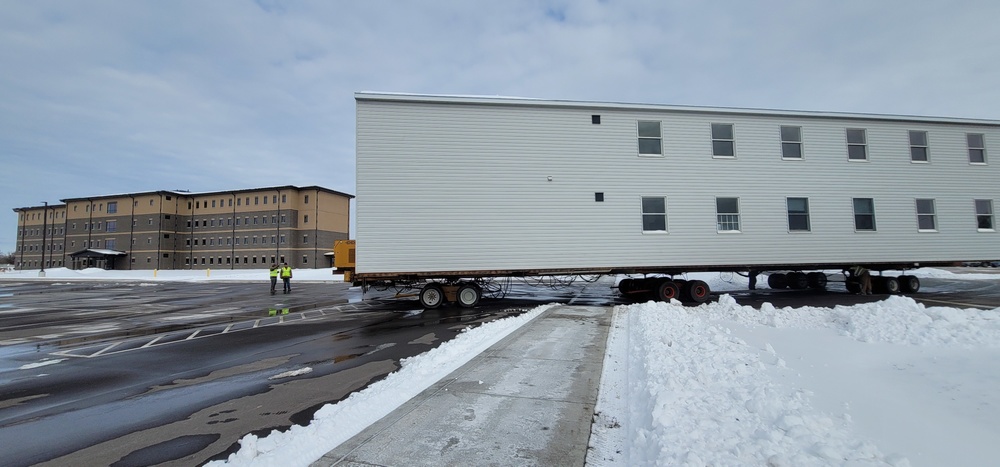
[853,198,876,231]
[281,214,287,223]
[262,216,268,225]
[711,123,735,157]
[303,255,308,264]
[271,215,277,223]
[304,215,309,224]
[212,200,216,208]
[106,220,117,232]
[716,197,741,232]
[780,126,802,159]
[916,199,937,231]
[228,199,233,207]
[107,201,118,214]
[188,202,193,209]
[280,235,286,244]
[255,196,259,205]
[106,239,115,249]
[786,198,811,231]
[968,133,986,163]
[253,236,258,244]
[637,121,662,155]
[272,195,277,204]
[640,197,667,232]
[976,199,994,230]
[909,130,929,162]
[303,234,309,244]
[253,217,258,225]
[148,218,153,225]
[234,237,240,245]
[281,194,287,203]
[186,239,191,246]
[304,195,310,204]
[210,219,216,227]
[271,235,276,244]
[237,198,241,206]
[847,128,868,160]
[263,196,268,205]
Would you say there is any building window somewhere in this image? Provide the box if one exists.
[280,235,286,244]
[263,196,268,205]
[303,255,308,264]
[107,201,117,213]
[303,215,309,224]
[780,126,802,159]
[847,128,868,161]
[716,197,741,232]
[640,197,667,232]
[228,198,233,207]
[968,133,986,163]
[212,200,216,208]
[303,234,309,244]
[236,198,241,206]
[637,121,662,155]
[106,220,117,232]
[786,197,810,231]
[976,199,994,230]
[281,194,287,203]
[916,199,937,231]
[711,123,735,157]
[272,195,277,204]
[853,198,876,231]
[909,130,928,162]
[281,214,287,223]
[271,235,276,244]
[255,196,259,205]
[106,239,115,249]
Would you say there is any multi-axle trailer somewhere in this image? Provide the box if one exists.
[340,93,999,308]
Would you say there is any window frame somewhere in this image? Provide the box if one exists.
[967,133,987,164]
[640,196,668,233]
[975,199,994,231]
[846,128,868,161]
[852,198,877,232]
[711,123,735,158]
[780,125,803,160]
[916,199,937,232]
[716,197,741,233]
[786,197,811,232]
[637,120,663,156]
[909,130,929,163]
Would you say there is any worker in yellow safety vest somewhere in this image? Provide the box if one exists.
[269,264,280,295]
[280,262,293,294]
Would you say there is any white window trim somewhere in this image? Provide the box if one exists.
[637,120,664,158]
[640,196,669,234]
[711,123,736,159]
[716,197,742,233]
[909,130,930,164]
[846,128,869,162]
[780,125,803,160]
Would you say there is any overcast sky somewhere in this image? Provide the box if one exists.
[3,0,1000,254]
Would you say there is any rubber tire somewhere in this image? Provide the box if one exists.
[899,275,921,294]
[767,273,787,289]
[846,279,861,294]
[684,280,711,303]
[419,283,445,309]
[883,276,901,294]
[456,283,481,308]
[618,278,636,294]
[654,280,680,302]
[807,272,828,289]
[787,272,809,289]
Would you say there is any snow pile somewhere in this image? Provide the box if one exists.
[209,304,557,466]
[591,295,1000,466]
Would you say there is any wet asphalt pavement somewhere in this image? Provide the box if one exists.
[0,270,998,466]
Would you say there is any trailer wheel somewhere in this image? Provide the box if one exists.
[456,283,481,308]
[787,272,809,289]
[883,276,901,294]
[654,280,680,302]
[807,272,828,289]
[684,280,711,303]
[419,283,445,309]
[618,278,636,294]
[900,275,920,293]
[767,273,787,289]
[845,279,861,294]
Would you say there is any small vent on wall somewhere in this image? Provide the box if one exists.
[595,192,604,202]
[592,115,601,124]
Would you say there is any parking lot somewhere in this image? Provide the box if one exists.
[1,271,998,466]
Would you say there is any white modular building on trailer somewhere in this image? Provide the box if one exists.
[353,92,1000,305]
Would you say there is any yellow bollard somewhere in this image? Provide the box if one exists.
[153,269,157,278]
[207,268,211,277]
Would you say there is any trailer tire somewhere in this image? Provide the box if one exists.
[618,278,636,294]
[419,283,445,309]
[787,272,809,289]
[456,283,481,308]
[684,280,711,303]
[767,273,787,289]
[900,275,920,293]
[846,279,861,294]
[654,280,681,302]
[807,272,828,289]
[883,276,901,294]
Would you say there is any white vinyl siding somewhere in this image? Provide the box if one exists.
[355,94,1000,273]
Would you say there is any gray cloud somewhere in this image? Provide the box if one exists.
[3,0,1000,252]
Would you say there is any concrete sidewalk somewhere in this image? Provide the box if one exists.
[312,305,613,467]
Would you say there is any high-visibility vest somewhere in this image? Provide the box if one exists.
[269,268,280,278]
[281,267,292,278]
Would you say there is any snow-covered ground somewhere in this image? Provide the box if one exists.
[4,267,1000,466]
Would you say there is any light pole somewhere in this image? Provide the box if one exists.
[39,201,48,277]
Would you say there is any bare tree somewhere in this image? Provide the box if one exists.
[0,251,15,266]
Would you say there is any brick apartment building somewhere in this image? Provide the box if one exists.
[13,186,353,270]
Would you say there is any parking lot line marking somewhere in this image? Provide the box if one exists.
[186,330,200,339]
[90,343,120,357]
[141,336,163,348]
